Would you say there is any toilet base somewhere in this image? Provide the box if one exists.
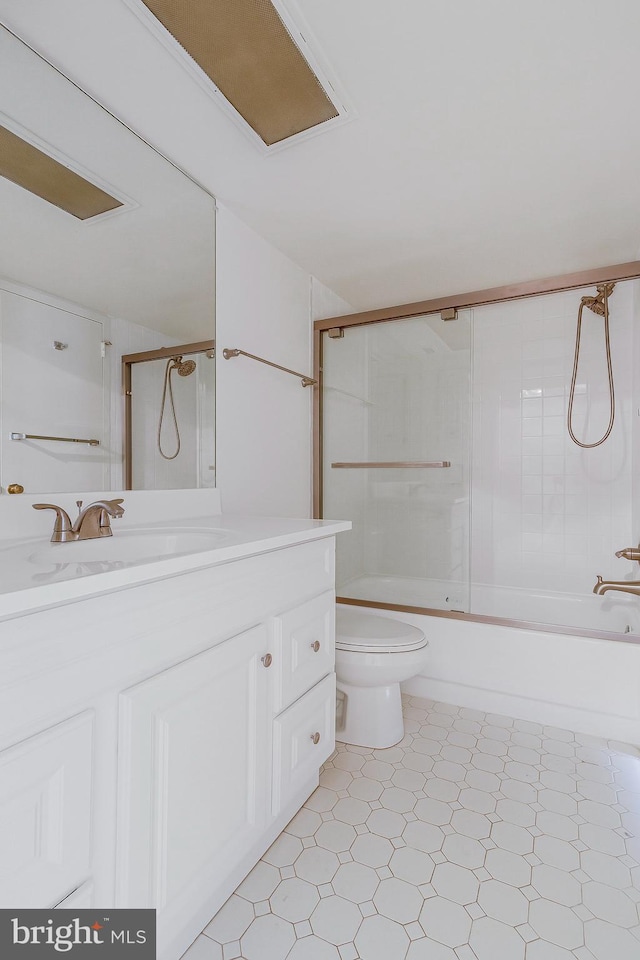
[336,679,405,749]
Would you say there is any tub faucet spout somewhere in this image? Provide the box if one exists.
[593,575,640,597]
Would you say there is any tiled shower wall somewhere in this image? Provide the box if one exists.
[470,280,637,597]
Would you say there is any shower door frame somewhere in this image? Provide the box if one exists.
[122,339,215,489]
[312,258,640,645]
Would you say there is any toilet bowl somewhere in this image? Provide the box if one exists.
[335,606,428,749]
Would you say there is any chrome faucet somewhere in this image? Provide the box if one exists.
[33,498,125,542]
[593,542,640,597]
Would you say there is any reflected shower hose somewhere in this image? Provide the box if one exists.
[567,282,615,448]
[157,356,196,460]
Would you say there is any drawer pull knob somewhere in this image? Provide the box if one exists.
[311,640,321,652]
[311,731,321,745]
[261,653,273,668]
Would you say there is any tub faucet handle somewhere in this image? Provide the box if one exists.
[615,545,640,562]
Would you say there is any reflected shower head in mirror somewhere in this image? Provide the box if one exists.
[171,356,196,376]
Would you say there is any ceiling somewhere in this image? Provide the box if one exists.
[2,0,640,314]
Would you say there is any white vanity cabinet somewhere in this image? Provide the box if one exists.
[0,528,341,960]
[117,578,336,959]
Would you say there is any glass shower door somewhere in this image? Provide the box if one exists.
[322,312,472,612]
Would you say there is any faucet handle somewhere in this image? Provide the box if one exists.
[32,503,75,542]
[615,546,640,562]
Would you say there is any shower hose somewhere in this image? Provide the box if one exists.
[567,283,615,448]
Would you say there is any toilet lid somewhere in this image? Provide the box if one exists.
[336,608,427,654]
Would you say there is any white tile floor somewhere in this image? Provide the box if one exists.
[182,695,640,960]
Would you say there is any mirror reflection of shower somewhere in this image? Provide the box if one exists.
[567,282,616,448]
[123,339,215,490]
[158,356,197,460]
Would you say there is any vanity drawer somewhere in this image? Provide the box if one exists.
[272,674,335,815]
[272,590,335,713]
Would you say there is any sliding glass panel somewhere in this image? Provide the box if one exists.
[322,313,471,612]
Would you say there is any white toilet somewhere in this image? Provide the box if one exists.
[335,606,428,749]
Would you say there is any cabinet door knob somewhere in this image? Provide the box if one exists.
[261,653,273,668]
[311,640,321,652]
[310,731,321,745]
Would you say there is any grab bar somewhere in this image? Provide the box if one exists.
[331,461,451,468]
[223,348,316,387]
[10,432,100,446]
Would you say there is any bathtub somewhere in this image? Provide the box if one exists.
[337,577,640,744]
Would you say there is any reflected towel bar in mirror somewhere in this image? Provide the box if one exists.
[331,461,451,468]
[10,432,100,446]
[223,347,316,387]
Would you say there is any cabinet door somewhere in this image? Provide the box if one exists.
[55,881,94,909]
[0,712,93,908]
[116,624,270,919]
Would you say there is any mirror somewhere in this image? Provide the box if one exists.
[0,26,216,494]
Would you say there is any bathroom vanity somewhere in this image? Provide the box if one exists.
[0,495,349,960]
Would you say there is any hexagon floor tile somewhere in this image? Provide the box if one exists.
[182,695,640,960]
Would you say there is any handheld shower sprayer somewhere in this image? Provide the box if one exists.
[567,282,615,448]
[157,355,196,460]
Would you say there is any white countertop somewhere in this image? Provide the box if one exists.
[0,513,351,621]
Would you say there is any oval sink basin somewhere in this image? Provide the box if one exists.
[28,527,230,567]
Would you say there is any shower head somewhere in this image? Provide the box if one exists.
[171,357,196,376]
[581,282,616,316]
[582,296,605,316]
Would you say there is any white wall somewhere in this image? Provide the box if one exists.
[0,283,109,495]
[215,206,313,516]
[310,277,353,324]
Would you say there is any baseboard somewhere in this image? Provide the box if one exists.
[402,675,640,747]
